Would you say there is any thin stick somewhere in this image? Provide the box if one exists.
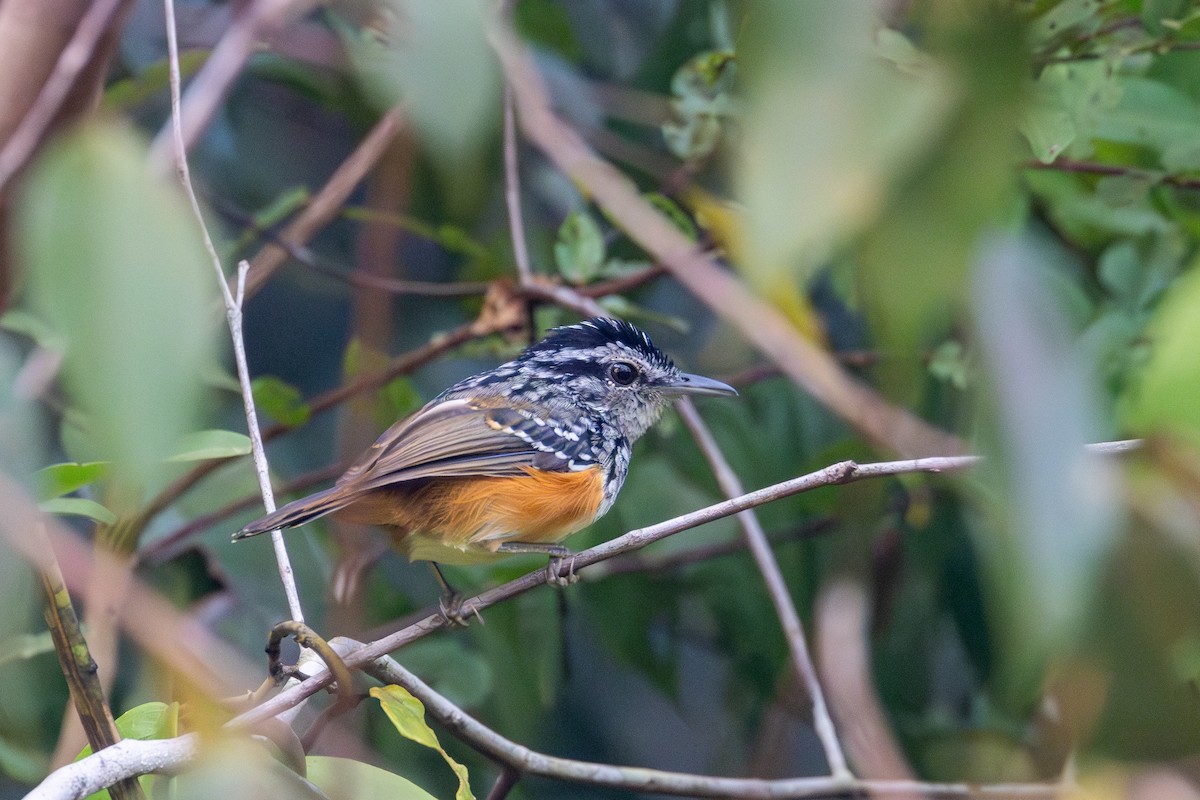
[0,0,127,193]
[164,0,303,622]
[503,86,533,284]
[677,399,851,778]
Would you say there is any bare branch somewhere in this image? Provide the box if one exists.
[677,399,850,778]
[352,643,1061,799]
[164,0,303,622]
[229,441,1141,729]
[148,0,319,172]
[25,735,199,800]
[0,0,129,194]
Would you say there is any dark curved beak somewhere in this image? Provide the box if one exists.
[662,372,738,397]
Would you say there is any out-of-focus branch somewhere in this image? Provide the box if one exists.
[1023,157,1200,191]
[240,106,406,297]
[677,399,850,778]
[503,86,533,285]
[487,13,963,459]
[164,0,303,622]
[816,581,920,793]
[0,0,131,194]
[148,0,319,172]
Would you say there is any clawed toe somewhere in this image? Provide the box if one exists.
[438,592,483,627]
[546,554,578,588]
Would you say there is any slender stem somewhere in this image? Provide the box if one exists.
[164,0,303,622]
[37,525,145,800]
[677,399,851,778]
[504,86,533,284]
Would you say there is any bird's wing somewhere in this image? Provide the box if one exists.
[336,398,598,492]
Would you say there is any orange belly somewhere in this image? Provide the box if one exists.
[337,466,605,562]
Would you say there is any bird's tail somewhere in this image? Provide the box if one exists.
[233,486,358,540]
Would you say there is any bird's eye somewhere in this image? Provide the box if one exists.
[609,362,638,386]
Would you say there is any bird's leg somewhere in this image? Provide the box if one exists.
[496,542,578,588]
[429,562,481,627]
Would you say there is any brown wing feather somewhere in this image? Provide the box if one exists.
[338,398,541,492]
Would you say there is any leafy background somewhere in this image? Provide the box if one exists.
[3,0,1200,797]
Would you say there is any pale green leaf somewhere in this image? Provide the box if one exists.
[554,210,605,285]
[39,497,117,526]
[17,122,216,497]
[166,430,252,462]
[34,462,111,501]
[252,376,311,427]
[306,756,437,800]
[371,685,475,800]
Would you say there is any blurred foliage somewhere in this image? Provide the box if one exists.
[5,0,1200,798]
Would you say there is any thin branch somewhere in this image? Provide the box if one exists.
[504,86,533,285]
[0,0,128,194]
[486,12,964,459]
[37,527,145,800]
[228,440,1141,729]
[165,0,303,622]
[241,107,407,297]
[148,0,319,172]
[1023,157,1200,191]
[677,399,851,778]
[24,735,200,800]
[354,645,1060,799]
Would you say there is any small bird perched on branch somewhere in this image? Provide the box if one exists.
[234,317,735,573]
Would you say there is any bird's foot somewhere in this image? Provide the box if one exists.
[438,591,483,627]
[546,553,578,588]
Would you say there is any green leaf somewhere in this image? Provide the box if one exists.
[377,377,423,430]
[337,0,498,175]
[0,308,64,350]
[306,756,436,800]
[252,376,311,427]
[17,122,216,498]
[166,430,252,462]
[104,50,209,111]
[371,685,474,800]
[33,462,111,501]
[553,210,606,285]
[1123,265,1200,437]
[643,193,698,241]
[0,630,61,667]
[38,498,117,526]
[77,702,178,800]
[662,50,736,162]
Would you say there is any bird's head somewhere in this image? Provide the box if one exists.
[517,318,736,442]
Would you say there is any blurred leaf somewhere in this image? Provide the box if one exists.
[595,296,689,334]
[553,209,606,285]
[0,334,47,486]
[338,0,499,177]
[377,377,423,429]
[17,122,215,500]
[166,430,252,462]
[737,5,955,301]
[1122,262,1200,437]
[1090,77,1200,170]
[252,376,311,427]
[306,756,436,800]
[77,702,178,800]
[0,309,64,350]
[928,340,971,390]
[104,50,209,111]
[0,630,60,667]
[971,235,1121,703]
[33,462,111,501]
[400,638,493,709]
[370,685,474,800]
[1022,61,1121,163]
[643,193,698,241]
[38,498,117,526]
[662,50,736,162]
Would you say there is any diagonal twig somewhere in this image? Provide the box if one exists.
[677,398,851,778]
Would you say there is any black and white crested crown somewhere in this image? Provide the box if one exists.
[523,318,674,369]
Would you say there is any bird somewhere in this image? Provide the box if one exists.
[234,318,736,573]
